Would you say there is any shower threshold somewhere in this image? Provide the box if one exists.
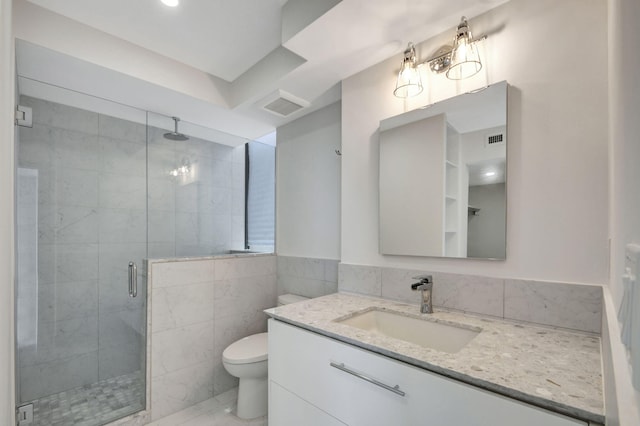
[21,371,144,426]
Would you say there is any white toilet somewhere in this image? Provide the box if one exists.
[222,293,308,419]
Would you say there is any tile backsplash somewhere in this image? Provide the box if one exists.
[102,254,602,424]
[339,263,603,334]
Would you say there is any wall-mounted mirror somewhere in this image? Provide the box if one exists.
[379,81,507,259]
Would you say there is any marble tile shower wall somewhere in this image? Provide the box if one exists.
[338,263,603,334]
[148,254,276,421]
[276,256,339,298]
[147,126,245,258]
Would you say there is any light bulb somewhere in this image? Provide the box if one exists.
[161,0,179,7]
[394,43,423,98]
[446,17,482,80]
[456,39,468,58]
[400,65,415,81]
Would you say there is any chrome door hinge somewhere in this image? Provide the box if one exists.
[17,404,33,425]
[15,105,33,128]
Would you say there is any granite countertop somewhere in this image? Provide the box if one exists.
[265,292,603,424]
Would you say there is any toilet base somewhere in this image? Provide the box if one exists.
[236,376,268,419]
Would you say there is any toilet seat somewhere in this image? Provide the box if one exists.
[222,332,268,365]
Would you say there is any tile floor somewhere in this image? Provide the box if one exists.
[24,371,144,426]
[20,372,263,426]
[148,388,267,426]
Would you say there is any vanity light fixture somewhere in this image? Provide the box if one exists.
[447,17,483,80]
[161,0,179,7]
[393,16,486,98]
[393,43,423,98]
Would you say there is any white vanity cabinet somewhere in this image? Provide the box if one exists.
[268,319,588,426]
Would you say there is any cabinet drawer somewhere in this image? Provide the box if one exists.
[269,319,415,425]
[269,320,587,426]
[269,381,347,426]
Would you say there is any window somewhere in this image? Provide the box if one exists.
[245,140,275,251]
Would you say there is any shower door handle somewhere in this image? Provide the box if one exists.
[128,261,137,298]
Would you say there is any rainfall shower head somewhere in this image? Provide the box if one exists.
[164,117,189,141]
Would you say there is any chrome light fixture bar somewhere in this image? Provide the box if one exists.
[393,16,487,98]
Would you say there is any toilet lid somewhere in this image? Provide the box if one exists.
[223,332,268,365]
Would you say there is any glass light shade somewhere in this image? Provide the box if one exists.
[446,18,482,80]
[394,45,423,98]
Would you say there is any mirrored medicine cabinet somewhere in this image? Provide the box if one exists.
[379,81,507,259]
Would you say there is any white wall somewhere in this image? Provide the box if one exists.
[341,0,608,285]
[276,101,341,260]
[0,0,14,423]
[606,0,640,423]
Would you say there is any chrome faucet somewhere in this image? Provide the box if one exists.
[410,275,433,314]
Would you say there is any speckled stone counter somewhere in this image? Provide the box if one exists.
[265,292,603,424]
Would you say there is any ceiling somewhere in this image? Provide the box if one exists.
[25,0,288,82]
[16,0,510,143]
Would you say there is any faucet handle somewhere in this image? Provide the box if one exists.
[411,275,433,290]
[410,274,433,290]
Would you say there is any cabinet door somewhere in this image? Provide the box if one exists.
[269,320,587,426]
[269,319,414,425]
[269,381,347,426]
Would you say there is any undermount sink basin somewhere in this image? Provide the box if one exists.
[336,308,480,354]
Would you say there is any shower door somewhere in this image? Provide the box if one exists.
[15,90,147,425]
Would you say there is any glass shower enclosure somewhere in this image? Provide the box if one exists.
[15,89,148,425]
[14,78,250,425]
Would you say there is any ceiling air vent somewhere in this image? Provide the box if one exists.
[485,132,505,147]
[260,90,310,117]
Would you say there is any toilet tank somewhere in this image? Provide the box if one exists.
[277,294,308,306]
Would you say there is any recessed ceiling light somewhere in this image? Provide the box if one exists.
[484,171,496,177]
[161,0,179,7]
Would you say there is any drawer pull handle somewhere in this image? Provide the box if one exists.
[329,361,406,397]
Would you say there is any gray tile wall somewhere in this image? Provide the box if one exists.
[338,263,603,334]
[276,256,339,299]
[148,254,277,421]
[147,122,245,258]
